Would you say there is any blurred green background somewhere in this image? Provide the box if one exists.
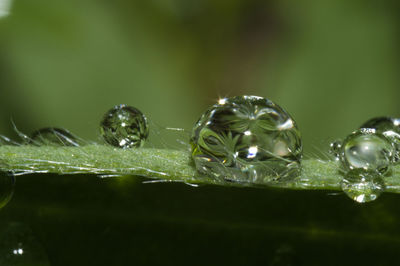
[0,0,399,150]
[1,1,400,265]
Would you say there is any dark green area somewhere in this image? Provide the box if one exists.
[1,173,400,265]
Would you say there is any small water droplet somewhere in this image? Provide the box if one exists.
[341,169,385,203]
[0,173,14,210]
[329,139,342,159]
[100,104,149,148]
[360,116,400,162]
[0,223,50,265]
[339,128,394,174]
[190,95,302,184]
[30,127,82,146]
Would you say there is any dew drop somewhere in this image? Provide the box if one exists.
[30,127,81,146]
[0,223,50,265]
[329,139,342,159]
[100,104,149,148]
[190,95,302,184]
[0,173,14,210]
[341,169,385,203]
[339,128,394,174]
[360,116,400,162]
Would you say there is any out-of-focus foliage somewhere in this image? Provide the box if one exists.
[0,0,399,149]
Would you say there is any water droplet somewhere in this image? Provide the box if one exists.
[0,173,14,210]
[30,127,82,146]
[0,223,50,265]
[339,128,394,174]
[341,169,385,203]
[360,116,400,162]
[100,104,149,148]
[340,128,394,174]
[190,95,302,184]
[329,139,342,159]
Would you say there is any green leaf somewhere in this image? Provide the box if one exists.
[1,145,399,194]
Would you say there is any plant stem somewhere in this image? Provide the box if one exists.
[0,145,399,193]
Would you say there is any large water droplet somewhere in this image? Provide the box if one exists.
[341,169,385,203]
[190,95,302,184]
[339,128,394,174]
[0,223,50,265]
[360,116,400,162]
[100,104,149,148]
[30,127,82,146]
[0,173,14,210]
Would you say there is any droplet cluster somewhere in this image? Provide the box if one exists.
[2,95,400,204]
[190,95,302,184]
[330,116,400,203]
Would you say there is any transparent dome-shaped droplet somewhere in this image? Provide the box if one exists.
[190,95,302,184]
[341,169,385,203]
[329,139,342,159]
[360,116,400,162]
[100,104,149,148]
[0,223,50,265]
[0,173,14,210]
[30,127,82,146]
[339,128,394,174]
